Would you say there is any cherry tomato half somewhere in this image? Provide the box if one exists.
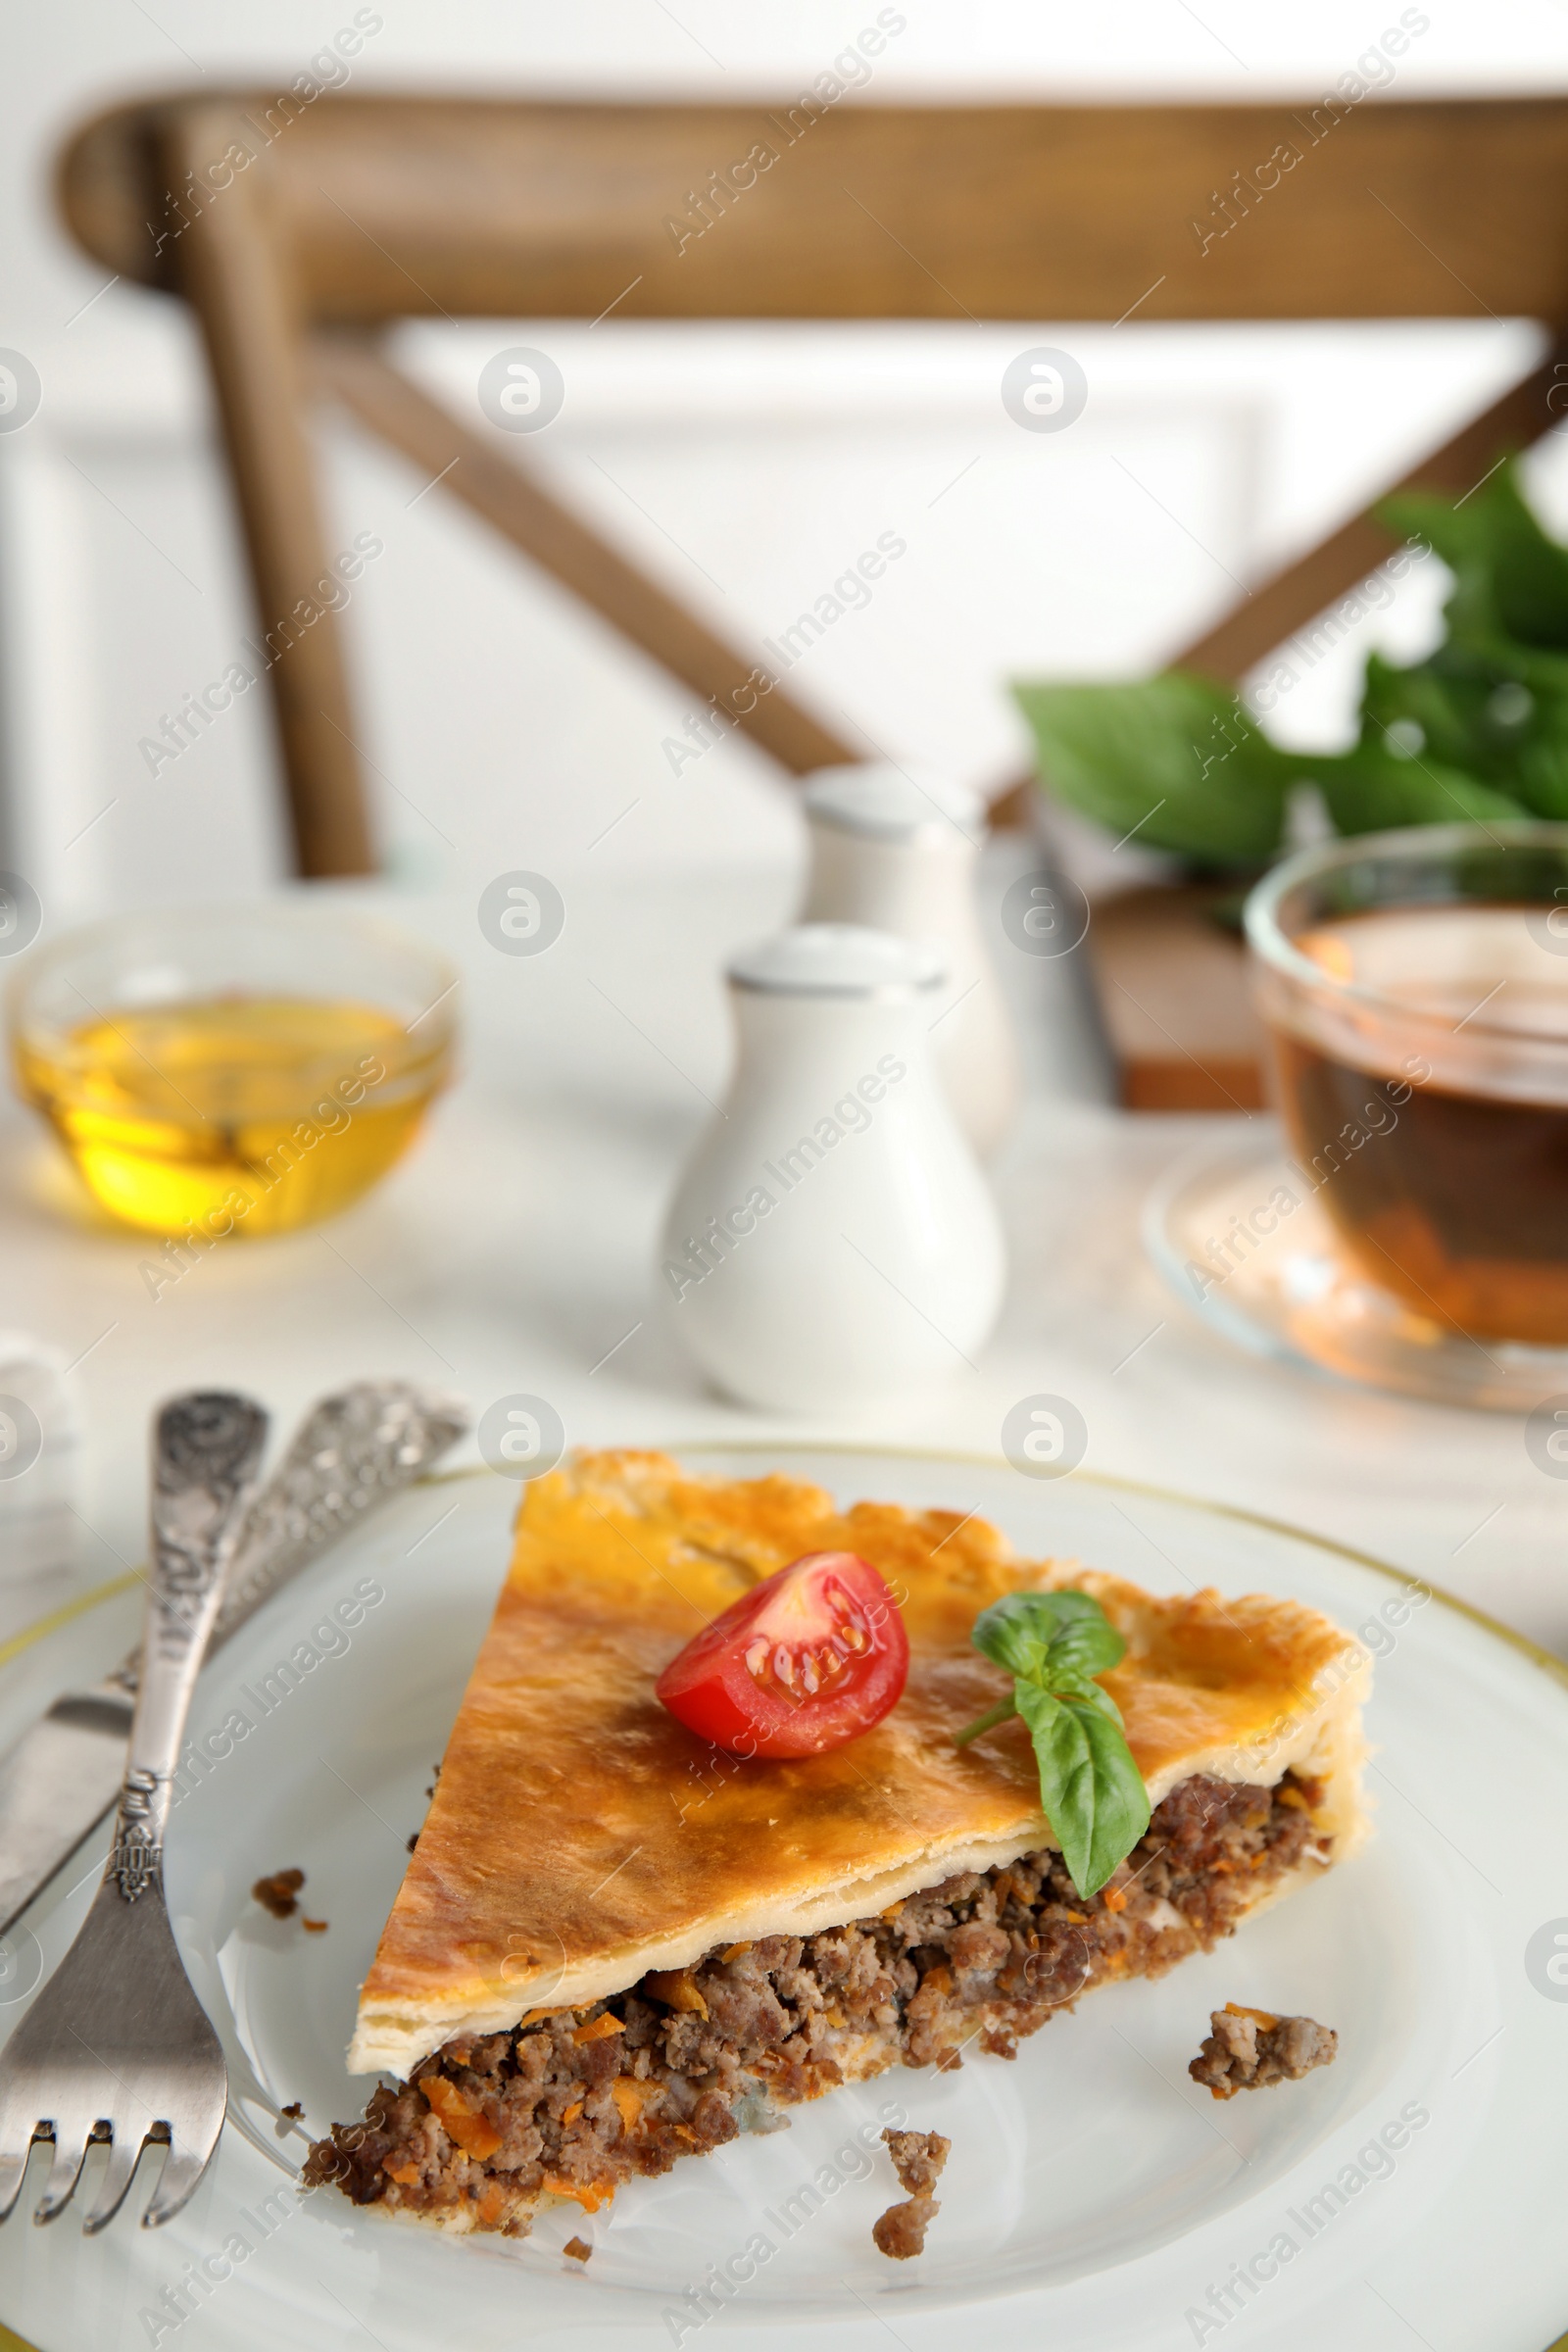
[656,1550,908,1759]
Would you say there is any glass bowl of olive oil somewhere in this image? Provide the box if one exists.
[8,903,457,1238]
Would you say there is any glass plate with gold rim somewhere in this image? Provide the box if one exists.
[0,1449,1564,2352]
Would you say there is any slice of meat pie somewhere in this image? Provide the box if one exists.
[307,1451,1370,2234]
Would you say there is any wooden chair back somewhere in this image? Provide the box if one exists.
[58,89,1568,873]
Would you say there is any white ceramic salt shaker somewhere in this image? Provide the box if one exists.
[659,924,1006,1414]
[800,763,1021,1157]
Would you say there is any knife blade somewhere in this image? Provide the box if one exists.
[0,1380,468,1943]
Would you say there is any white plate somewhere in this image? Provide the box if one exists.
[1,1450,1566,2352]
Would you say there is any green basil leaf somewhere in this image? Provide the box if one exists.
[1004,461,1568,874]
[968,1594,1050,1679]
[969,1591,1113,1682]
[1514,720,1568,820]
[1295,744,1526,836]
[1013,1681,1152,1900]
[1043,1615,1125,1685]
[1046,1664,1126,1727]
[1361,650,1514,781]
[1361,649,1568,819]
[1382,460,1568,650]
[1011,674,1294,865]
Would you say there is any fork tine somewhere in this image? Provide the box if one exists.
[0,2129,40,2223]
[81,2132,148,2235]
[142,2138,219,2229]
[33,2132,93,2225]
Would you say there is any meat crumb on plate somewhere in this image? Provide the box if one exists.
[1189,2003,1338,2098]
[564,2235,592,2263]
[281,2101,304,2121]
[873,2127,951,2259]
[884,2128,951,2197]
[252,1868,305,1920]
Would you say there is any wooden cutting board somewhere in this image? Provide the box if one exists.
[1085,885,1269,1112]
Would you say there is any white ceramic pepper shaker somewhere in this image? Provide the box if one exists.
[800,763,1022,1157]
[659,924,1006,1414]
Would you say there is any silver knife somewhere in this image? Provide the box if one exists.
[0,1381,468,1943]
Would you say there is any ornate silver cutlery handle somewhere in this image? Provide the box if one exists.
[103,1381,470,1696]
[214,1380,468,1645]
[109,1394,268,1902]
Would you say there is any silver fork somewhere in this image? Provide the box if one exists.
[0,1390,267,2232]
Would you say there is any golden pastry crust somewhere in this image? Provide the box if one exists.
[350,1451,1370,2075]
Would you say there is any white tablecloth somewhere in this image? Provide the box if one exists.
[4,851,1563,1664]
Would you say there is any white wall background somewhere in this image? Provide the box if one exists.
[2,0,1568,924]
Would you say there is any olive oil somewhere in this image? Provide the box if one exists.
[14,995,444,1238]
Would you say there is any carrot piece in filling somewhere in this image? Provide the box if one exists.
[422,2076,503,2161]
[541,2174,608,2213]
[610,2079,648,2129]
[642,1969,709,2017]
[571,2013,626,2045]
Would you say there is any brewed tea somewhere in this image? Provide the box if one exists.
[1269,905,1568,1344]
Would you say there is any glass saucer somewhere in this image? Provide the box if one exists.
[1142,1128,1568,1414]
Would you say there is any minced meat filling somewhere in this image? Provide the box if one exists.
[305,1771,1328,2234]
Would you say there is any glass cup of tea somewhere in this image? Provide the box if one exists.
[8,902,457,1238]
[1246,821,1568,1348]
